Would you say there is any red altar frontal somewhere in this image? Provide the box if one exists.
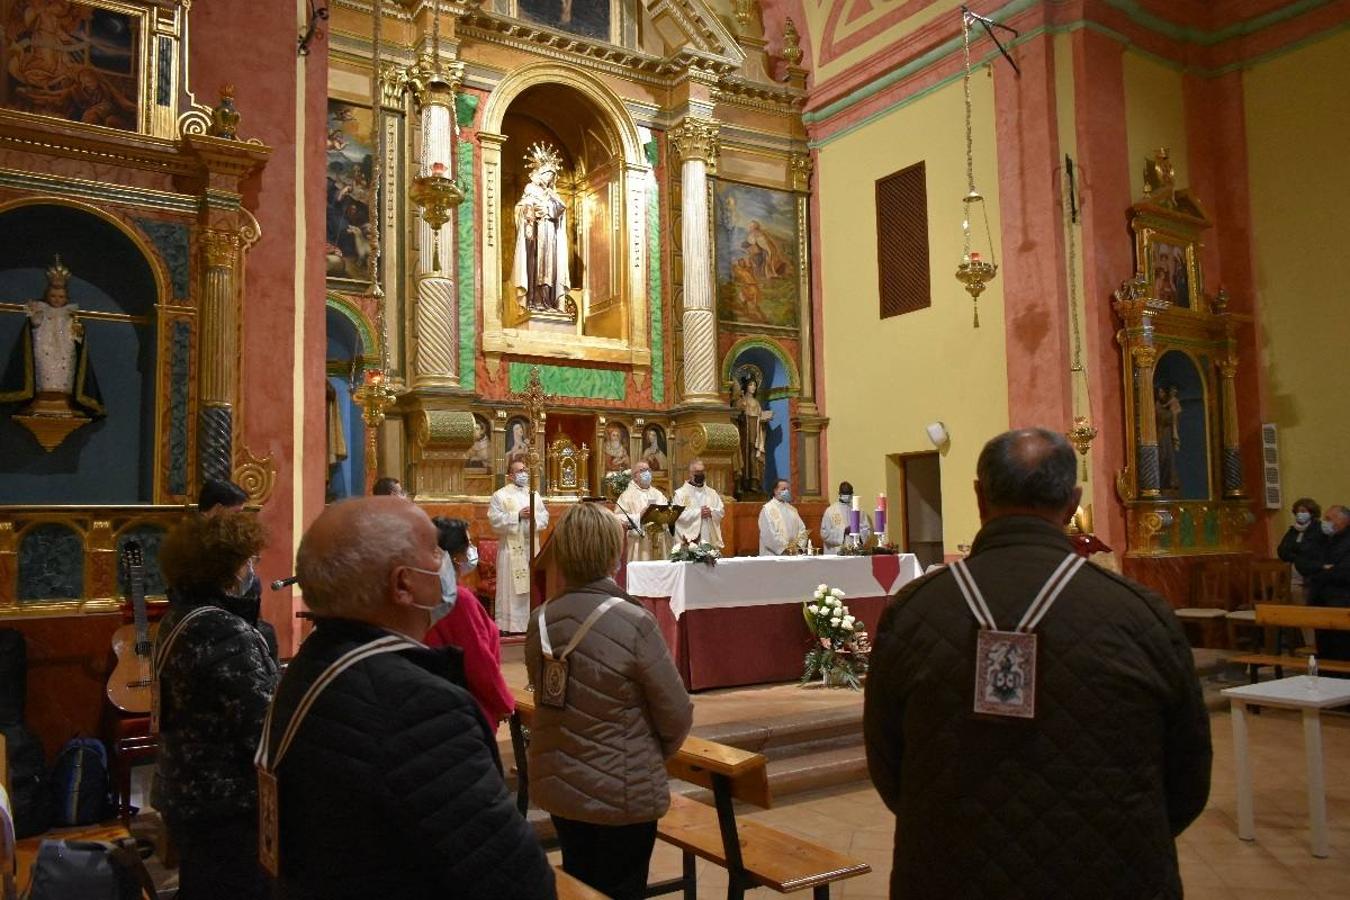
[625,554,921,691]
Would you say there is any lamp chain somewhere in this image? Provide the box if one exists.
[371,0,388,367]
[961,10,974,258]
[433,0,441,74]
[1063,162,1092,479]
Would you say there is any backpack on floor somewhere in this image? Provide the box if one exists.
[49,737,114,827]
[22,837,158,900]
[1,723,52,838]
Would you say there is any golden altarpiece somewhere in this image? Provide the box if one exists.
[1113,152,1255,568]
[324,0,825,544]
[0,0,275,613]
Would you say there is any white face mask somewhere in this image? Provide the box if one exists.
[1295,511,1312,526]
[407,552,457,626]
[637,470,652,487]
[513,471,529,488]
[839,494,852,505]
[1323,520,1338,537]
[457,545,479,574]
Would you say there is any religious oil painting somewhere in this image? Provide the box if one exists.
[2,1,140,132]
[516,0,611,42]
[466,414,492,470]
[714,182,800,330]
[325,99,376,284]
[601,422,629,473]
[639,424,667,473]
[1147,238,1196,309]
[504,415,532,471]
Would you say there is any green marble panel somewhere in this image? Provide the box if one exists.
[458,140,476,391]
[509,363,625,401]
[648,179,663,403]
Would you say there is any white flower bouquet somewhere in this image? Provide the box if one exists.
[801,584,870,689]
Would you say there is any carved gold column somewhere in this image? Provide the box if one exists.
[1217,356,1245,497]
[200,229,241,483]
[670,118,720,404]
[1132,344,1160,497]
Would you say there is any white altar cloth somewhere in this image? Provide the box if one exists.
[626,554,922,618]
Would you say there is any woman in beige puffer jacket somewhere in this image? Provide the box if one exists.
[524,502,693,900]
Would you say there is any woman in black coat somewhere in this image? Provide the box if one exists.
[153,511,278,900]
[1277,497,1328,602]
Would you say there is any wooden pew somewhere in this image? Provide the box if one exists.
[512,688,870,899]
[1231,605,1350,681]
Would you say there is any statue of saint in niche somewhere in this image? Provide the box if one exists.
[733,375,773,495]
[2,256,103,415]
[1155,385,1181,492]
[512,142,573,317]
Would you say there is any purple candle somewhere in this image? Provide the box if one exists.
[876,506,887,542]
[849,509,861,535]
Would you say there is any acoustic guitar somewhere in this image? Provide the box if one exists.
[106,540,157,714]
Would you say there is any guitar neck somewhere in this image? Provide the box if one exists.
[129,567,150,652]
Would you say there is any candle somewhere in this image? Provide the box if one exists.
[850,496,860,512]
[431,161,446,176]
[876,495,887,543]
[970,251,982,262]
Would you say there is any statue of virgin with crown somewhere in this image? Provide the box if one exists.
[511,141,573,317]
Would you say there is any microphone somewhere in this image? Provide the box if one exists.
[271,575,299,591]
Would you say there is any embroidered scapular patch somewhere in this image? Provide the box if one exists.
[973,629,1037,718]
[257,765,280,877]
[539,656,569,709]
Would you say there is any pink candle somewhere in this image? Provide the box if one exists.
[875,494,887,541]
[970,251,982,262]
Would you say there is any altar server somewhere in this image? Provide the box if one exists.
[616,461,671,562]
[759,479,807,556]
[672,459,724,549]
[821,480,872,554]
[488,460,550,633]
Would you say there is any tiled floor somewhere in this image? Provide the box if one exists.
[544,707,1350,899]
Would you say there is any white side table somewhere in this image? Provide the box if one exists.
[1221,676,1350,857]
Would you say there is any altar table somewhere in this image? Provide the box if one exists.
[627,555,921,691]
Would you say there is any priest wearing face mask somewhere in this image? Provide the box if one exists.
[615,461,671,562]
[759,479,807,556]
[489,460,551,634]
[821,480,873,555]
[426,517,515,729]
[672,458,724,549]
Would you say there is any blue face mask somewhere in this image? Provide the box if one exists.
[513,471,529,488]
[457,545,479,574]
[637,470,652,488]
[1322,520,1337,537]
[776,490,792,504]
[409,552,457,626]
[1295,511,1312,526]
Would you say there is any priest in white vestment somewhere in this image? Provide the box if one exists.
[820,480,872,554]
[615,461,671,562]
[488,460,549,633]
[671,459,724,549]
[759,479,807,556]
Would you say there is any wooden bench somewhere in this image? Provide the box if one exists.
[511,688,871,899]
[1231,605,1350,681]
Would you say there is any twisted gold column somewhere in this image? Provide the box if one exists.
[199,230,241,483]
[670,118,720,404]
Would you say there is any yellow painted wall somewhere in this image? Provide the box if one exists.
[1244,30,1350,538]
[818,76,1007,552]
[1122,51,1189,200]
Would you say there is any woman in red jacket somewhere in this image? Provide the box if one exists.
[425,517,515,728]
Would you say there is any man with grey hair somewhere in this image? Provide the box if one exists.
[1309,504,1350,659]
[263,497,555,899]
[864,428,1210,899]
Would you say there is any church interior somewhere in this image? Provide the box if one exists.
[2,0,1350,896]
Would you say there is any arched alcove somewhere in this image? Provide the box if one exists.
[727,340,798,492]
[479,63,650,367]
[325,303,368,499]
[1153,350,1212,501]
[0,202,163,503]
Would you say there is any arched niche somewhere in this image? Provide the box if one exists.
[478,64,650,368]
[324,300,371,500]
[1153,350,1212,501]
[726,339,798,493]
[0,201,165,503]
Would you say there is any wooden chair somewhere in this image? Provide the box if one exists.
[1176,559,1246,647]
[1226,560,1290,650]
[1231,605,1350,682]
[512,689,870,900]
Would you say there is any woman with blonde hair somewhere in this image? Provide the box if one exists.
[524,501,692,899]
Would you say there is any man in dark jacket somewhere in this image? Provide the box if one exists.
[864,428,1211,899]
[1308,505,1350,660]
[269,496,555,899]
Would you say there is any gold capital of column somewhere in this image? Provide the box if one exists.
[789,152,813,193]
[1131,345,1157,371]
[203,229,241,268]
[670,118,720,166]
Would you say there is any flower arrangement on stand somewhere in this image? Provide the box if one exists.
[669,537,719,566]
[802,584,870,690]
[602,468,632,501]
